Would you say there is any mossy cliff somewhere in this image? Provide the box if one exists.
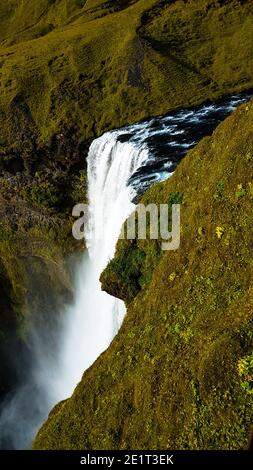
[0,0,253,181]
[0,146,87,397]
[0,193,78,397]
[34,98,253,450]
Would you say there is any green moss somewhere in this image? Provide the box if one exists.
[34,98,253,451]
[167,191,184,205]
[238,354,253,395]
[0,0,252,160]
[70,170,88,205]
[101,241,146,303]
[0,184,81,396]
[26,181,61,207]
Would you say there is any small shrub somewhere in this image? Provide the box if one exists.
[235,183,246,198]
[213,180,225,200]
[28,181,60,208]
[238,354,253,394]
[168,191,183,205]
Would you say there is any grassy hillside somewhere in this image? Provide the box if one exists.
[0,0,252,177]
[34,98,253,450]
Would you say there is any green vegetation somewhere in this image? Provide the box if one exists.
[0,164,86,394]
[0,0,252,182]
[238,354,253,395]
[27,180,61,207]
[34,98,253,450]
[0,0,252,447]
[0,188,79,396]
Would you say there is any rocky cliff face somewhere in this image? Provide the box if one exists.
[34,98,253,450]
[0,195,76,398]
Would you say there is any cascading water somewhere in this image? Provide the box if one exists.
[0,91,251,450]
[0,131,150,450]
[59,133,150,389]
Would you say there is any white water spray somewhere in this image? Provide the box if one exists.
[0,130,149,449]
[56,132,150,396]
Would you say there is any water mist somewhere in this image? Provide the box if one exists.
[0,131,149,449]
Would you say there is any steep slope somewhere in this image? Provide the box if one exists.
[0,195,76,399]
[34,98,253,450]
[0,0,252,177]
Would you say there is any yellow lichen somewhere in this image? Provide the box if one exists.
[216,226,224,239]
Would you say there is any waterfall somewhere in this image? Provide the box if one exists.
[0,91,251,450]
[0,130,150,450]
[58,132,150,392]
